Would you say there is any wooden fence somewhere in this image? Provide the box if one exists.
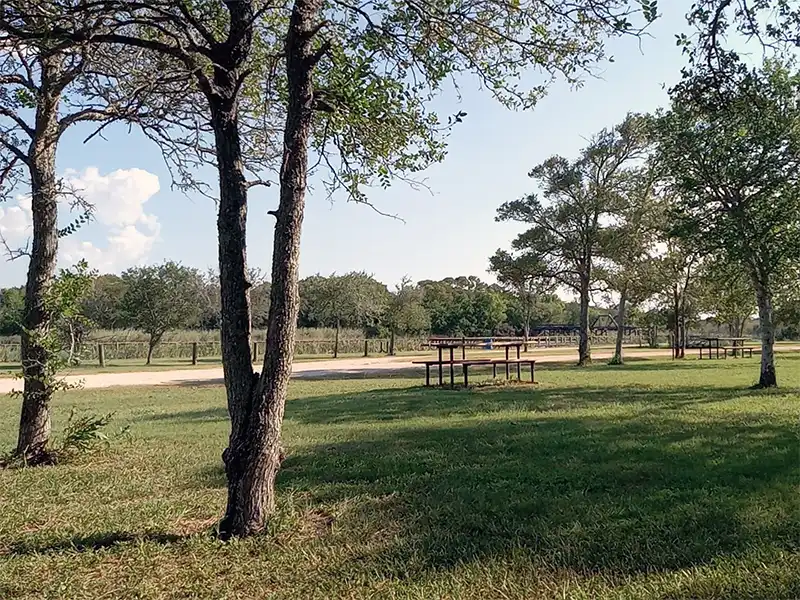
[0,332,644,367]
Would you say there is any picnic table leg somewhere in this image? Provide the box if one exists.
[505,347,510,379]
[530,362,535,383]
[438,347,443,386]
[425,364,430,387]
[516,345,520,359]
[516,361,521,380]
[492,363,497,379]
[449,347,455,389]
[463,363,469,387]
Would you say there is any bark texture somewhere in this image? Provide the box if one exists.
[15,56,61,464]
[577,276,591,366]
[609,287,627,365]
[753,279,777,388]
[218,0,319,538]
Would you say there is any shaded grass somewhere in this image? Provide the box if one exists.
[0,357,798,599]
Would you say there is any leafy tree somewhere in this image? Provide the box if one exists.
[596,168,662,364]
[697,258,755,338]
[654,60,800,387]
[14,260,94,464]
[82,275,128,329]
[0,286,24,336]
[489,250,552,349]
[385,277,429,354]
[16,0,656,536]
[497,116,647,365]
[300,272,388,357]
[120,262,202,364]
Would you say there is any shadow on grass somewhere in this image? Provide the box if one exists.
[7,531,182,556]
[277,409,800,578]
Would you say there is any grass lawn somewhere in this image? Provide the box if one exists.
[0,357,798,599]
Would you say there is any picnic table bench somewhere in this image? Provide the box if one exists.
[697,337,755,359]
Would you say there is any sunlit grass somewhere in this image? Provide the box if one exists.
[1,356,798,599]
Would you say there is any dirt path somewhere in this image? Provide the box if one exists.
[0,347,696,393]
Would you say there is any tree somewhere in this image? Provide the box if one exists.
[0,3,176,464]
[14,260,94,464]
[497,116,647,366]
[0,286,24,336]
[596,168,662,364]
[120,262,202,364]
[654,60,800,387]
[20,0,656,537]
[697,258,755,338]
[300,272,388,356]
[82,274,128,329]
[385,277,429,355]
[489,250,552,350]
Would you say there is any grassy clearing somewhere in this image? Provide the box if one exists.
[0,357,798,599]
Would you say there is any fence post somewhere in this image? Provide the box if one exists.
[364,340,369,357]
[98,343,105,367]
[191,342,198,365]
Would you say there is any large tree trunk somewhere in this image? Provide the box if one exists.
[15,58,61,464]
[753,278,777,388]
[609,287,627,366]
[577,275,591,366]
[218,0,319,539]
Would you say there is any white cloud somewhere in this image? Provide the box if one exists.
[0,195,32,241]
[60,167,162,271]
[0,167,161,273]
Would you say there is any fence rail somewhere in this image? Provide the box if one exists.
[1,333,646,366]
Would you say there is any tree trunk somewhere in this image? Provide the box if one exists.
[753,278,777,388]
[15,58,61,464]
[609,287,627,365]
[577,276,591,366]
[218,0,319,538]
[389,328,395,356]
[146,333,162,365]
[334,318,340,358]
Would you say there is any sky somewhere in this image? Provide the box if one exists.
[0,2,694,290]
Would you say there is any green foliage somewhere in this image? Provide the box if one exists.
[654,60,800,272]
[299,272,389,332]
[120,262,203,354]
[15,260,95,393]
[0,287,24,336]
[385,278,429,335]
[697,258,756,337]
[82,275,129,329]
[418,277,507,336]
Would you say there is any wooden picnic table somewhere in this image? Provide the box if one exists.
[698,337,752,359]
[418,340,525,386]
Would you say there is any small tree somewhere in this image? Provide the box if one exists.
[120,262,201,364]
[497,116,647,365]
[385,277,429,355]
[301,272,388,357]
[698,258,755,338]
[82,274,128,330]
[489,250,552,350]
[597,168,662,364]
[13,260,94,464]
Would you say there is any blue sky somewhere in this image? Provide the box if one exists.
[0,2,692,289]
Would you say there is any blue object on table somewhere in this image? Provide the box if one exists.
[483,338,493,350]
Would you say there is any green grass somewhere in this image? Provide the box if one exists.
[1,357,799,599]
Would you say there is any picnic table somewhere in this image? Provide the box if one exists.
[698,337,754,359]
[416,339,532,387]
